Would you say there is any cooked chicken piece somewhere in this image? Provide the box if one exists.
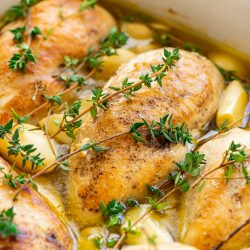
[0,157,73,249]
[182,128,250,249]
[66,48,224,225]
[0,0,115,124]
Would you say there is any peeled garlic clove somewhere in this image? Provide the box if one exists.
[150,22,171,31]
[209,52,246,77]
[122,205,173,245]
[131,43,159,54]
[39,98,92,144]
[216,80,249,128]
[95,48,136,79]
[0,124,57,174]
[39,114,73,145]
[122,22,153,40]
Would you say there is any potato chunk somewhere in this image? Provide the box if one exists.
[0,124,57,174]
[216,80,248,128]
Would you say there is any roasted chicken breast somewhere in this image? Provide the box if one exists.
[66,48,224,225]
[182,128,250,249]
[0,0,115,124]
[0,157,73,250]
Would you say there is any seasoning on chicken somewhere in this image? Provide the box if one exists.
[0,0,115,124]
[66,48,224,226]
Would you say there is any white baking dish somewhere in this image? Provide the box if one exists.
[2,0,250,56]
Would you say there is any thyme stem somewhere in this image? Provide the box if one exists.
[113,187,177,249]
[51,64,168,138]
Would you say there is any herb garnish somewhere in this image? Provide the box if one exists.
[0,207,18,238]
[8,44,36,72]
[100,200,126,227]
[80,0,98,12]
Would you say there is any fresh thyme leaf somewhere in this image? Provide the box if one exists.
[8,44,36,72]
[30,26,42,40]
[169,172,190,192]
[224,141,247,182]
[162,48,180,68]
[44,95,62,106]
[100,200,126,227]
[88,89,109,118]
[147,235,157,246]
[139,73,153,88]
[122,219,136,235]
[80,143,109,153]
[63,56,80,68]
[80,0,97,12]
[217,65,240,83]
[0,207,18,238]
[106,237,119,248]
[183,42,203,54]
[0,119,13,139]
[175,152,206,177]
[3,5,25,25]
[93,236,104,249]
[29,177,38,191]
[2,0,37,25]
[60,75,85,88]
[228,141,246,163]
[10,26,26,43]
[7,129,44,169]
[12,109,29,124]
[0,168,26,189]
[218,119,229,132]
[242,165,250,184]
[100,27,128,52]
[130,114,192,146]
[85,28,128,70]
[92,144,110,153]
[147,197,169,213]
[125,198,139,207]
[58,160,72,171]
[147,184,163,198]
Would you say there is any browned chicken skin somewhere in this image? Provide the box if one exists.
[66,48,224,226]
[0,0,115,124]
[0,157,73,250]
[182,128,250,250]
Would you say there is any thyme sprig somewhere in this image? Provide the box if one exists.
[113,144,249,248]
[18,28,128,124]
[51,48,181,138]
[2,0,37,25]
[0,207,18,238]
[8,43,36,72]
[130,114,192,146]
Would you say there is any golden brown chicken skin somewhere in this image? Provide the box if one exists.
[0,0,115,124]
[0,157,73,250]
[66,48,224,226]
[182,128,250,250]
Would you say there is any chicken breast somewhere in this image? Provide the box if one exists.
[66,48,224,226]
[0,157,73,250]
[0,0,115,124]
[182,128,250,249]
